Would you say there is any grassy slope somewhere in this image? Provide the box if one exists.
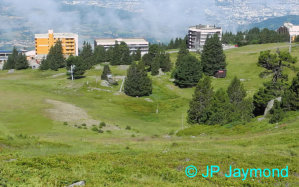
[0,43,298,186]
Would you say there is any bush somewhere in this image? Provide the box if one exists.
[91,126,99,132]
[99,122,106,129]
[63,122,68,126]
[125,126,131,130]
[168,130,175,136]
[98,130,104,134]
[269,100,284,124]
[81,123,87,127]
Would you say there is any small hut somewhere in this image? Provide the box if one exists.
[214,70,227,78]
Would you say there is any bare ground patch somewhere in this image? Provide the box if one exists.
[45,99,119,131]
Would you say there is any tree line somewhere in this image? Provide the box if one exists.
[222,27,290,46]
[2,47,28,70]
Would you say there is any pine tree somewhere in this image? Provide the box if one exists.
[124,61,152,97]
[101,65,111,80]
[142,53,152,68]
[134,48,142,61]
[269,100,284,124]
[111,42,121,65]
[254,50,297,116]
[94,45,106,64]
[208,88,232,125]
[168,39,174,49]
[15,53,29,70]
[80,41,95,69]
[173,54,202,88]
[187,76,214,124]
[3,47,18,70]
[39,58,49,70]
[281,73,299,111]
[151,55,160,76]
[47,40,65,71]
[227,77,253,122]
[160,53,172,72]
[201,34,226,76]
[227,77,246,103]
[66,56,86,79]
[106,47,114,62]
[176,44,189,64]
[119,42,132,65]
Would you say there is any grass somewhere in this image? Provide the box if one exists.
[0,43,298,186]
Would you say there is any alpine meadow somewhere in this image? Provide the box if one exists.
[0,0,299,186]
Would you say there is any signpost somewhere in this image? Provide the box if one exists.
[70,65,76,81]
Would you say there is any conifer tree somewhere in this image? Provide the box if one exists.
[101,65,111,80]
[111,42,121,65]
[187,76,214,124]
[15,53,29,70]
[269,100,284,124]
[151,55,160,76]
[124,61,152,97]
[160,53,172,72]
[208,88,232,125]
[133,48,142,61]
[47,40,65,71]
[66,56,86,79]
[119,42,132,65]
[253,51,297,116]
[94,45,106,63]
[227,77,246,103]
[227,77,253,122]
[80,41,95,69]
[201,34,226,76]
[106,47,114,62]
[173,54,202,88]
[39,58,49,70]
[3,47,18,70]
[281,73,299,110]
[142,53,152,67]
[176,44,189,64]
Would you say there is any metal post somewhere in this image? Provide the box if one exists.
[70,65,75,81]
[289,35,292,53]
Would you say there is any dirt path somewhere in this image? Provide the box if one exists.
[45,99,120,131]
[45,99,99,126]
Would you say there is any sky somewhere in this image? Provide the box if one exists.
[0,0,297,45]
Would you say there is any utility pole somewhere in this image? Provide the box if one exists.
[70,65,76,81]
[289,35,292,53]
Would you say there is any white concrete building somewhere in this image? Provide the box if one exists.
[94,38,149,56]
[188,24,222,50]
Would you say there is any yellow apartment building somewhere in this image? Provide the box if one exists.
[35,30,78,57]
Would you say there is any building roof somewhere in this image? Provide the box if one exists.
[35,33,78,39]
[189,24,222,32]
[25,50,35,56]
[0,50,12,54]
[95,38,149,46]
[284,22,299,36]
[0,50,27,54]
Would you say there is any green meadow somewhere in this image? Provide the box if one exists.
[0,43,298,186]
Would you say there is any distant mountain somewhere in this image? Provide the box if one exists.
[242,15,299,31]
